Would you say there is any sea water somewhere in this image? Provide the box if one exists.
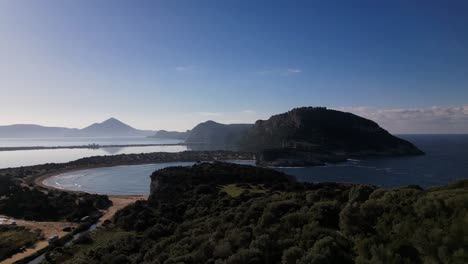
[11,135,468,193]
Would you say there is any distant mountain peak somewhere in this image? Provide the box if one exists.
[78,117,156,136]
[0,117,155,138]
[100,117,126,125]
[201,120,219,125]
[105,117,119,122]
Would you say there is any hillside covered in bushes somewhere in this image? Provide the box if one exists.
[0,173,111,222]
[44,162,467,264]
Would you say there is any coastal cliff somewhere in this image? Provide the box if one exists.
[241,107,424,166]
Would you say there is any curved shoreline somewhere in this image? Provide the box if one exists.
[9,166,150,264]
[34,165,128,195]
[1,183,147,264]
[13,150,254,192]
[35,159,256,195]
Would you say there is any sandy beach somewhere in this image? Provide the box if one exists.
[0,171,148,264]
[35,168,149,224]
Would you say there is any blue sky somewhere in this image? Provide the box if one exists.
[0,0,467,133]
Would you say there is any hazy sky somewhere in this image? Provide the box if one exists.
[0,0,467,133]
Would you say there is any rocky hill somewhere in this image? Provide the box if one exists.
[241,107,424,166]
[185,120,252,145]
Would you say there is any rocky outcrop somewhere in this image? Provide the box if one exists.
[241,107,424,166]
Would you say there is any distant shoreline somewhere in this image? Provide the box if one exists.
[0,142,207,152]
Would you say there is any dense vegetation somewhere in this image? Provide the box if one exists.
[43,163,468,264]
[0,151,252,222]
[0,225,42,261]
[0,162,112,222]
[0,184,111,221]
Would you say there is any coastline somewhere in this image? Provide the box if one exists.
[34,165,129,194]
[34,165,150,227]
[7,150,253,189]
[35,168,149,219]
[2,169,149,264]
[0,151,256,263]
[34,159,257,195]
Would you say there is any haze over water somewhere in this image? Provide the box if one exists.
[0,137,182,147]
[0,137,187,168]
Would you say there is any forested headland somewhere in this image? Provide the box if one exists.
[41,162,468,264]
